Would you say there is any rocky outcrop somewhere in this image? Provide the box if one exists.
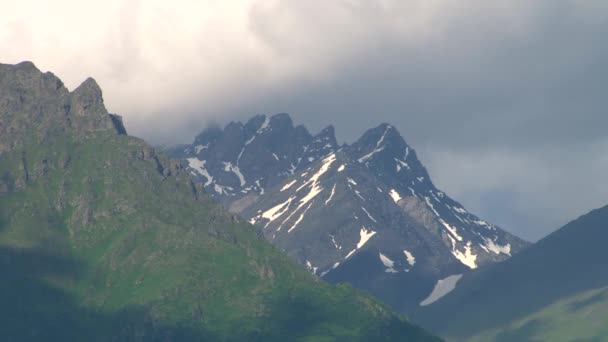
[0,61,126,154]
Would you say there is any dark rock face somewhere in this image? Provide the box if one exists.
[167,113,337,206]
[0,62,126,154]
[0,62,130,196]
[169,114,529,313]
[109,114,127,135]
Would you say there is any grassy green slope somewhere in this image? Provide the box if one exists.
[468,286,608,342]
[0,62,440,341]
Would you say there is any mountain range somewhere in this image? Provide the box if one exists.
[167,113,529,313]
[0,61,440,341]
[6,59,607,342]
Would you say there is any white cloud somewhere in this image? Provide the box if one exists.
[2,1,608,240]
[1,0,574,138]
[2,1,274,130]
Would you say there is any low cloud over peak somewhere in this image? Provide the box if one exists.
[2,0,608,240]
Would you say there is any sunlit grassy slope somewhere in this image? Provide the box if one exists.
[468,286,608,342]
[0,62,440,341]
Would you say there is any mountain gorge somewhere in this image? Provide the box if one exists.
[0,61,440,341]
[168,113,529,313]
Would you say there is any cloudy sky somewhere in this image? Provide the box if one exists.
[2,0,608,241]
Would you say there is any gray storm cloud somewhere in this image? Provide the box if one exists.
[2,0,608,240]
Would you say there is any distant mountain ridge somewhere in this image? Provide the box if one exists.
[168,113,529,312]
[413,204,608,341]
[169,114,337,205]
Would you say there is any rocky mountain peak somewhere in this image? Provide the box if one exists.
[300,125,338,164]
[13,60,37,69]
[0,61,67,106]
[268,112,293,129]
[68,77,126,134]
[243,114,265,132]
[170,112,530,314]
[0,62,126,145]
[70,77,106,116]
[193,125,222,146]
[315,125,337,145]
[72,77,103,102]
[348,124,430,185]
[352,124,408,159]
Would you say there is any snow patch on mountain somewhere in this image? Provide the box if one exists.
[306,260,318,275]
[281,180,297,192]
[361,207,377,223]
[295,153,336,207]
[258,116,270,132]
[452,206,468,214]
[357,227,377,249]
[214,183,228,195]
[403,250,416,267]
[394,158,409,172]
[424,197,440,216]
[329,234,342,250]
[325,184,337,205]
[345,227,377,259]
[379,252,398,273]
[420,274,463,306]
[223,162,246,186]
[260,196,295,225]
[187,158,213,186]
[255,180,264,195]
[482,238,512,256]
[439,219,463,242]
[450,240,478,269]
[253,154,339,232]
[353,189,365,201]
[194,144,208,154]
[288,202,314,233]
[389,189,402,203]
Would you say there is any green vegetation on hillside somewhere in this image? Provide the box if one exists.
[467,286,608,342]
[0,62,440,341]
